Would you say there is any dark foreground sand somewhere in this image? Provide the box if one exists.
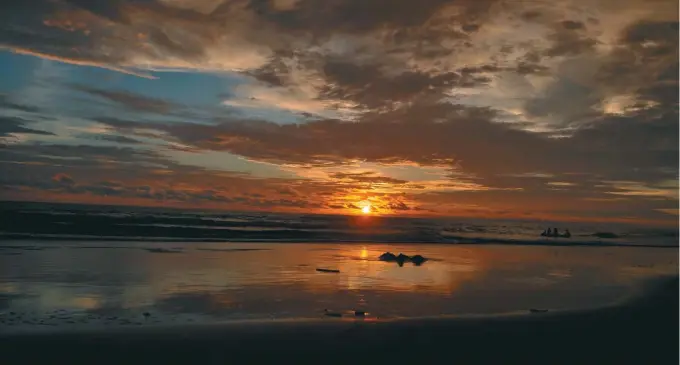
[1,277,677,365]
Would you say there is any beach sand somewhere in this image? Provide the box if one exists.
[0,276,676,365]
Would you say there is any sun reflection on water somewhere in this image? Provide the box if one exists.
[0,242,676,328]
[360,246,368,259]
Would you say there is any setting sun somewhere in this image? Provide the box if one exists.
[361,205,371,214]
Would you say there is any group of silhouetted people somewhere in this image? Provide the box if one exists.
[541,228,571,238]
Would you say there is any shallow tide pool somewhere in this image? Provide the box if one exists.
[0,241,676,333]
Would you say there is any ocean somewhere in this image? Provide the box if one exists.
[0,201,676,246]
[0,201,677,334]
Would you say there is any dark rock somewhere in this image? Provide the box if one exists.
[379,252,398,261]
[316,268,340,273]
[411,255,428,265]
[380,252,429,266]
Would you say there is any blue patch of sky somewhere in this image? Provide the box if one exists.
[2,51,232,107]
[4,57,73,114]
[1,51,315,131]
[63,61,314,125]
[82,69,240,107]
[0,51,39,93]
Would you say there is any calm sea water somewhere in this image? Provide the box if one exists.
[0,201,677,246]
[1,241,676,334]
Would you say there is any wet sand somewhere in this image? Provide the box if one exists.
[0,276,676,365]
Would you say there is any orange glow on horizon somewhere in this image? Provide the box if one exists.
[4,192,676,227]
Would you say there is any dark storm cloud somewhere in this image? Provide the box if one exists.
[0,140,340,211]
[0,0,670,120]
[621,20,679,45]
[0,143,180,182]
[100,104,517,169]
[0,116,54,137]
[59,0,138,22]
[0,95,41,114]
[597,20,678,92]
[522,17,678,131]
[249,0,461,34]
[78,134,142,144]
[459,63,550,77]
[544,28,597,57]
[1,0,499,105]
[387,200,411,211]
[94,98,677,197]
[94,117,151,130]
[0,2,155,77]
[523,74,597,123]
[561,20,585,30]
[14,172,323,208]
[571,109,678,175]
[321,61,486,108]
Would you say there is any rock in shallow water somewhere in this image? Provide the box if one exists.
[378,252,428,266]
[316,268,340,273]
[379,252,397,261]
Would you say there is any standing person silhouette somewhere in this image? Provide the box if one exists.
[553,228,559,237]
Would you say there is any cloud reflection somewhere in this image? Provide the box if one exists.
[1,242,676,331]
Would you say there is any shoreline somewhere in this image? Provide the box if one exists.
[1,276,677,365]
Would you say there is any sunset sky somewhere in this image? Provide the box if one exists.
[0,0,677,224]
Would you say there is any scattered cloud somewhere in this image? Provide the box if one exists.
[0,116,55,138]
[0,0,676,223]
